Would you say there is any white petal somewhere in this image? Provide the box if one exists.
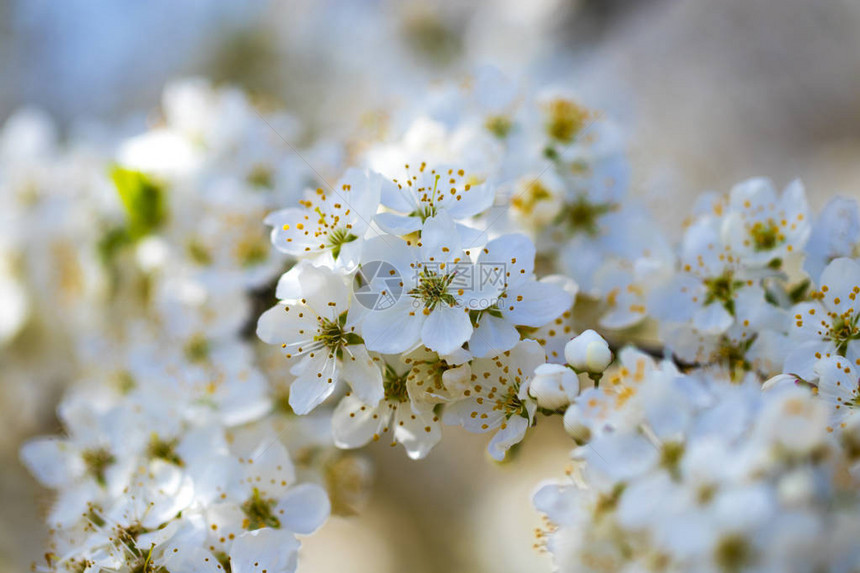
[692,303,733,335]
[511,339,548,382]
[445,182,495,219]
[380,176,417,213]
[246,440,296,499]
[161,547,223,573]
[331,395,390,449]
[361,298,423,354]
[19,438,82,488]
[276,483,331,535]
[804,197,860,281]
[504,281,572,327]
[337,167,382,232]
[340,345,384,406]
[294,263,351,317]
[442,396,504,432]
[421,304,472,355]
[814,356,857,404]
[359,236,415,281]
[585,433,659,481]
[206,504,246,553]
[230,529,300,573]
[729,177,777,212]
[469,314,520,358]
[393,405,442,460]
[420,211,462,263]
[532,484,577,525]
[784,340,833,380]
[50,482,101,528]
[455,222,489,248]
[288,355,338,415]
[265,208,322,256]
[478,233,535,286]
[256,304,315,348]
[819,257,860,316]
[647,275,701,323]
[487,416,529,461]
[274,265,304,300]
[374,212,422,236]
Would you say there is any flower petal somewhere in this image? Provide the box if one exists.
[469,313,520,358]
[332,394,390,449]
[504,281,572,328]
[276,483,331,535]
[230,529,300,573]
[487,416,529,461]
[361,298,423,354]
[374,212,423,236]
[341,344,384,406]
[421,304,472,355]
[393,405,442,460]
[288,355,339,415]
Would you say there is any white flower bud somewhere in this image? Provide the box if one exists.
[528,364,579,410]
[564,330,612,373]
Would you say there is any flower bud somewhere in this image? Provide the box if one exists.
[564,330,612,373]
[528,364,579,410]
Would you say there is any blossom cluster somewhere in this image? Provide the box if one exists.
[8,59,860,573]
[252,71,860,572]
[535,352,860,572]
[7,81,371,573]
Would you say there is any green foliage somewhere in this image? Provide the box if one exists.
[110,165,168,241]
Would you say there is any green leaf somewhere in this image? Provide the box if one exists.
[110,165,168,239]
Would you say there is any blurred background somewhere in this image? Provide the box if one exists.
[2,0,859,571]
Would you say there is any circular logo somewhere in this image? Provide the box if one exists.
[353,260,402,311]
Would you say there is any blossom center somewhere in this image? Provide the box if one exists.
[314,314,350,352]
[383,365,410,403]
[512,181,552,216]
[829,314,860,355]
[485,114,512,139]
[544,98,589,143]
[704,272,742,314]
[82,448,115,486]
[410,203,438,222]
[146,435,183,466]
[498,385,526,418]
[327,226,358,259]
[409,269,458,310]
[562,197,614,236]
[246,164,274,188]
[749,220,782,251]
[241,488,281,530]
